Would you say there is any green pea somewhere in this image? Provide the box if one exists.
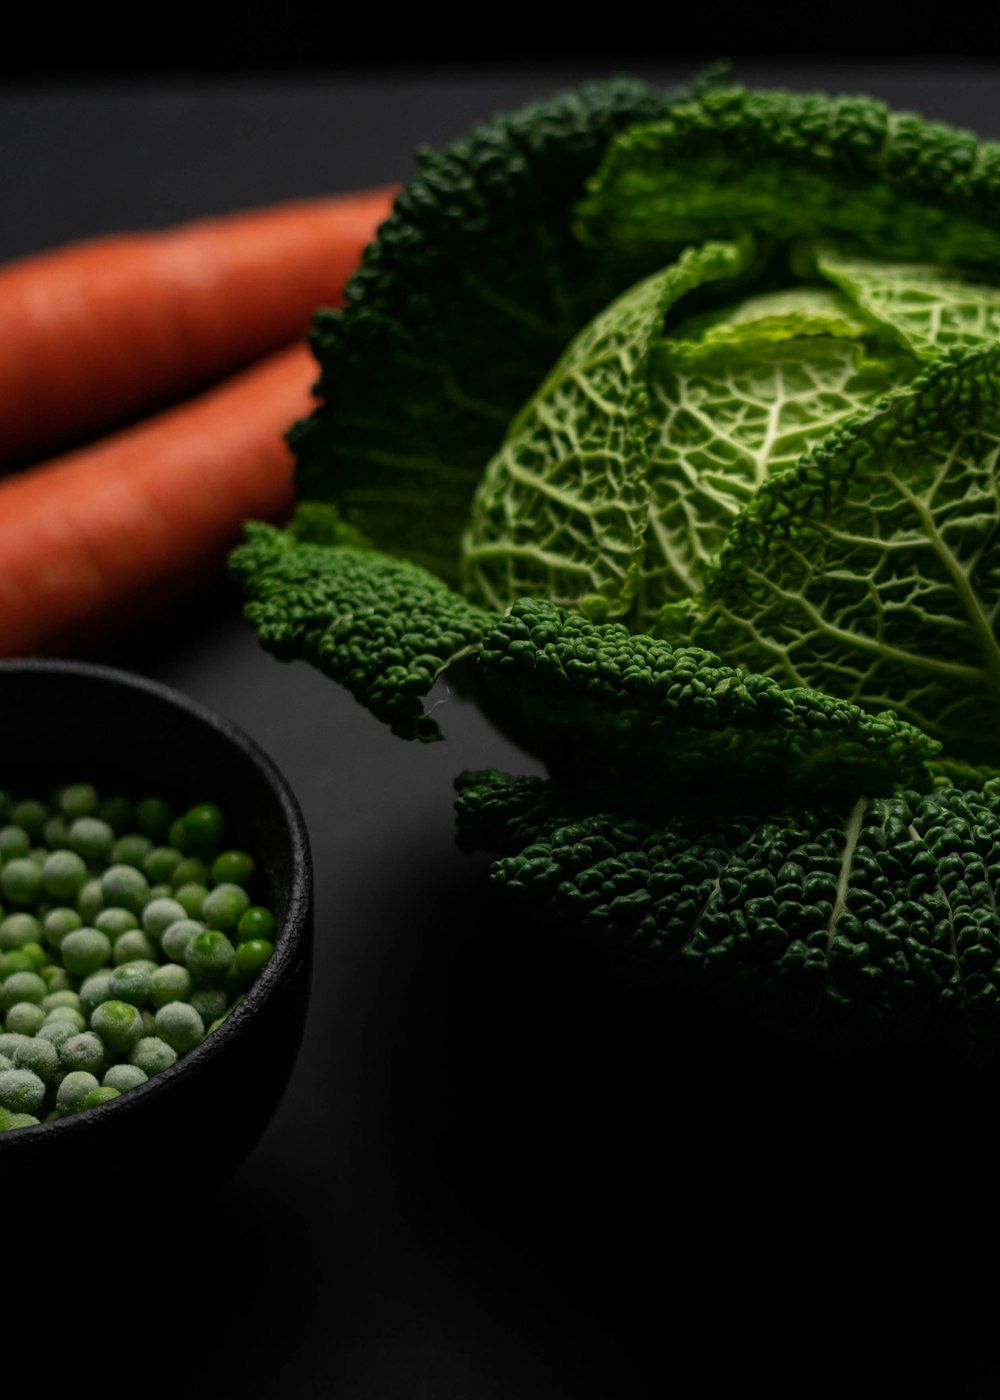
[0,826,30,860]
[81,1086,121,1109]
[107,963,152,1009]
[182,803,225,853]
[99,865,149,915]
[236,906,276,943]
[10,801,47,839]
[185,929,235,985]
[143,846,183,884]
[0,1068,46,1115]
[142,897,188,942]
[128,1036,177,1077]
[190,986,227,1025]
[77,878,104,924]
[5,1002,46,1036]
[102,1064,148,1093]
[43,814,71,848]
[210,850,255,888]
[113,930,158,966]
[59,1031,105,1076]
[96,795,133,834]
[61,927,113,976]
[91,1000,146,1054]
[234,939,274,985]
[42,849,88,901]
[153,1001,204,1053]
[56,1071,101,1114]
[68,817,115,863]
[59,784,99,820]
[94,907,139,942]
[12,1035,59,1085]
[109,835,153,870]
[0,913,43,951]
[135,798,174,843]
[2,971,47,1009]
[43,907,83,947]
[171,858,209,890]
[200,883,250,932]
[1,859,43,906]
[150,963,192,1008]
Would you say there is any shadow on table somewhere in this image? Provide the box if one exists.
[381,873,1000,1397]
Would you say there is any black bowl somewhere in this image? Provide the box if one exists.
[0,659,313,1197]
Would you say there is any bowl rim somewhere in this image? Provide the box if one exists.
[0,657,313,1147]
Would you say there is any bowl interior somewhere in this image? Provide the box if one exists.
[0,660,313,1194]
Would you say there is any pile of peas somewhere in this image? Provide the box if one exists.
[0,782,277,1131]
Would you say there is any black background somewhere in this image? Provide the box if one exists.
[3,43,1000,1399]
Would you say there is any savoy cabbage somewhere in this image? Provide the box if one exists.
[231,75,1000,1059]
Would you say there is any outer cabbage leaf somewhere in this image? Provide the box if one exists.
[454,767,1000,1063]
[461,241,752,618]
[575,85,1000,268]
[291,77,680,584]
[472,598,938,800]
[657,345,1000,761]
[229,522,496,740]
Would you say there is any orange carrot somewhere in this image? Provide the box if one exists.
[0,340,317,657]
[0,185,398,467]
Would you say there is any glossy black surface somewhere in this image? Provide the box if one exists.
[3,64,997,1397]
[0,661,313,1196]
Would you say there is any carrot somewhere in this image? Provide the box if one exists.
[0,185,398,467]
[0,340,317,657]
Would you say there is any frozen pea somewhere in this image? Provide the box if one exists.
[43,1006,87,1031]
[43,814,71,848]
[109,835,153,870]
[68,817,115,863]
[236,906,276,943]
[174,882,210,918]
[39,965,73,994]
[59,784,99,819]
[0,1068,46,1114]
[153,1001,204,1054]
[40,990,82,1014]
[100,865,149,914]
[1,858,43,906]
[161,919,203,964]
[134,798,174,842]
[5,1002,46,1036]
[189,987,227,1025]
[113,930,157,965]
[0,826,31,859]
[2,971,48,1009]
[0,1107,40,1130]
[59,1031,105,1076]
[142,898,188,942]
[78,971,115,1017]
[106,963,152,1008]
[200,883,250,932]
[10,800,47,838]
[12,1036,59,1085]
[0,1032,30,1059]
[21,942,48,972]
[170,858,209,890]
[102,1063,148,1093]
[147,884,172,903]
[34,1019,81,1052]
[150,963,192,1008]
[128,1037,177,1077]
[77,879,104,923]
[94,907,139,943]
[96,794,132,833]
[185,929,235,984]
[0,951,32,979]
[56,1071,101,1114]
[61,927,112,976]
[91,1000,146,1054]
[43,906,83,947]
[41,850,88,901]
[0,913,43,951]
[143,846,183,884]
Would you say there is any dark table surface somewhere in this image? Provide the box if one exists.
[3,60,999,1397]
